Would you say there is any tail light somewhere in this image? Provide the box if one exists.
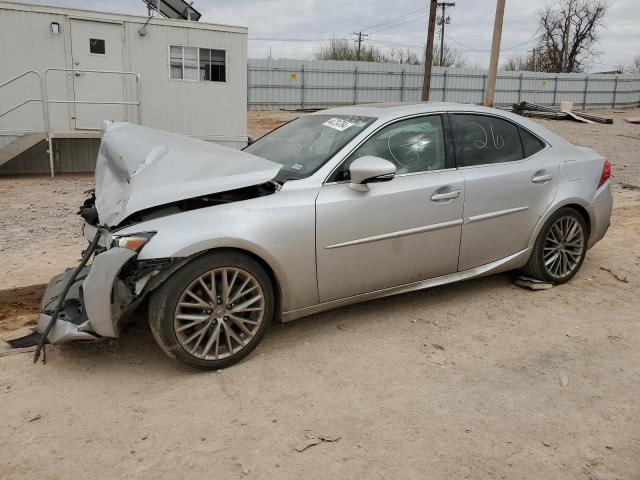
[598,160,611,188]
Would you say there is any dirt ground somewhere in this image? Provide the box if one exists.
[0,108,639,479]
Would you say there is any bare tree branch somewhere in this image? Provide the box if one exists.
[536,0,607,73]
[314,39,465,67]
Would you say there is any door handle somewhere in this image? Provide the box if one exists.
[430,189,462,201]
[531,171,553,183]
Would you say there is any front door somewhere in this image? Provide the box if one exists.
[70,19,125,130]
[316,114,464,302]
[452,113,559,271]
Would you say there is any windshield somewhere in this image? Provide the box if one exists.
[244,114,375,180]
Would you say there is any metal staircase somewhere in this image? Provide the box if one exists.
[0,132,46,168]
[0,70,47,170]
[0,68,141,176]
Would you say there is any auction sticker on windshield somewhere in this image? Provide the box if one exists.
[322,118,355,131]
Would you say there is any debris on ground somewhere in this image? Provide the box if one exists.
[617,135,640,142]
[25,413,41,423]
[512,102,613,124]
[559,371,569,387]
[599,267,628,283]
[623,117,640,124]
[513,276,554,290]
[294,433,341,452]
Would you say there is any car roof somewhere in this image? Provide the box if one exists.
[311,102,510,121]
[308,101,572,150]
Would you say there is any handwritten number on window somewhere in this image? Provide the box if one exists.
[465,121,504,150]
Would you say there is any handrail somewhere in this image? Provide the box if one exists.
[42,68,142,132]
[42,68,142,177]
[0,68,142,177]
[0,70,41,89]
[0,70,47,132]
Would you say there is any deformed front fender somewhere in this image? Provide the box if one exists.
[83,247,137,337]
[117,190,320,312]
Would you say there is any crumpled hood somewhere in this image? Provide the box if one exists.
[95,122,281,227]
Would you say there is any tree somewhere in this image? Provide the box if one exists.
[314,38,388,62]
[387,47,422,65]
[432,44,466,68]
[314,38,466,68]
[502,50,544,71]
[627,55,640,74]
[535,0,608,73]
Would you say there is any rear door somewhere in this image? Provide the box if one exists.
[452,113,559,271]
[315,114,465,302]
[70,19,125,130]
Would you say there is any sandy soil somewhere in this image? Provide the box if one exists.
[0,108,639,479]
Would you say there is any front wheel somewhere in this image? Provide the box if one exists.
[149,251,274,370]
[523,207,589,284]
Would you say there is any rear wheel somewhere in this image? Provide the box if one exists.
[149,251,274,370]
[523,207,588,284]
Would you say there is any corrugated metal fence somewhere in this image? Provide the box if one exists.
[248,58,640,111]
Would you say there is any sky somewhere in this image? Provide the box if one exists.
[22,0,640,71]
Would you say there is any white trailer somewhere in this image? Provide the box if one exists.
[0,0,248,175]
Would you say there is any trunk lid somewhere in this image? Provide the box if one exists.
[95,122,281,227]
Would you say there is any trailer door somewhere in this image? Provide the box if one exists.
[70,19,125,130]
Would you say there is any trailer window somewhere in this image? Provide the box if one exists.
[89,38,105,55]
[169,45,226,83]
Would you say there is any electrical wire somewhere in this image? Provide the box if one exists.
[446,24,541,52]
[360,7,427,32]
[366,12,427,34]
[249,37,333,42]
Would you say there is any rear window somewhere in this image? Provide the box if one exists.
[519,127,546,157]
[455,114,524,167]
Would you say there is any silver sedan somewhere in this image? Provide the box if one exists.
[37,102,612,369]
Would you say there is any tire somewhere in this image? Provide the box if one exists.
[523,207,589,284]
[148,251,274,370]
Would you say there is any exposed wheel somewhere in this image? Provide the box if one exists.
[149,251,274,370]
[523,207,588,284]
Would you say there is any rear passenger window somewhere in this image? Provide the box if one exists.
[519,127,545,157]
[455,114,524,167]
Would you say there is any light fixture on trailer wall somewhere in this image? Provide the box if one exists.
[51,22,60,34]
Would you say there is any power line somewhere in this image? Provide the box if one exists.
[360,7,427,32]
[367,12,428,34]
[249,37,333,42]
[446,25,540,52]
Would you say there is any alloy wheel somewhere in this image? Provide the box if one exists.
[173,267,265,360]
[543,215,585,279]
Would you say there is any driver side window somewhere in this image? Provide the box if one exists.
[333,115,447,181]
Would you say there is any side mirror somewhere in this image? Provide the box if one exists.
[348,156,396,192]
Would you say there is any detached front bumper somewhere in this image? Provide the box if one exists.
[36,246,137,344]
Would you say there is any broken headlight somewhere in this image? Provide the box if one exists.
[111,232,156,252]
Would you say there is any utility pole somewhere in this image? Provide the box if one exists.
[422,0,438,101]
[483,0,505,107]
[352,31,368,61]
[561,17,570,72]
[437,2,455,66]
[531,47,536,71]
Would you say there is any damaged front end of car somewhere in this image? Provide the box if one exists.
[35,121,282,354]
